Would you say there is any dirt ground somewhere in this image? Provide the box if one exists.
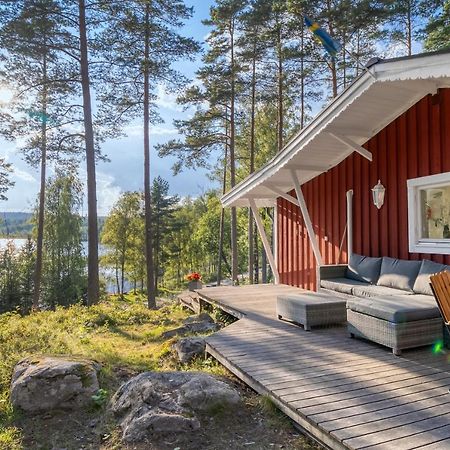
[16,371,321,450]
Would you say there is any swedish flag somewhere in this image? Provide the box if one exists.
[305,16,341,58]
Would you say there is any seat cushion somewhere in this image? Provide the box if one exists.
[413,259,450,296]
[352,284,414,298]
[346,253,382,284]
[377,257,421,292]
[347,295,441,323]
[320,277,369,295]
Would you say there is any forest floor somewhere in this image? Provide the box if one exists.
[0,294,320,450]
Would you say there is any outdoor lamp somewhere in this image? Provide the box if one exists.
[372,180,386,209]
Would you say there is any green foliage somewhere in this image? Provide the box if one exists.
[38,170,86,309]
[0,159,14,202]
[424,1,450,50]
[0,239,35,314]
[101,191,143,297]
[91,388,108,408]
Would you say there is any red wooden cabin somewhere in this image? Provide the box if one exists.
[222,50,450,289]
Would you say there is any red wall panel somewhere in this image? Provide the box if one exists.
[277,88,450,290]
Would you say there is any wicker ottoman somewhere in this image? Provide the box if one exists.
[276,292,347,331]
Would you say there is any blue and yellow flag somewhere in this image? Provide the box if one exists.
[305,16,341,58]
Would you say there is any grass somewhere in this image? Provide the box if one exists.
[0,294,227,448]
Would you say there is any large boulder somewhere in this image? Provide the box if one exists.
[173,337,206,363]
[10,356,100,413]
[162,313,219,339]
[110,371,240,443]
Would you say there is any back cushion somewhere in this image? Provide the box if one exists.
[413,259,449,296]
[377,257,421,292]
[346,253,382,284]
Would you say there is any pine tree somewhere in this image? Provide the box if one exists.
[150,177,179,293]
[424,1,450,50]
[0,0,84,309]
[96,0,199,308]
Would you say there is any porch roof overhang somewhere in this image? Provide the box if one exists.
[222,50,450,208]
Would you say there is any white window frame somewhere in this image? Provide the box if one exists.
[407,171,450,255]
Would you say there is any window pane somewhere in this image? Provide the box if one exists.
[419,185,450,239]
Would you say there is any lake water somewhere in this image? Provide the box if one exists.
[0,238,130,294]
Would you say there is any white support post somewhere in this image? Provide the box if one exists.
[346,190,353,259]
[290,170,323,266]
[248,199,280,285]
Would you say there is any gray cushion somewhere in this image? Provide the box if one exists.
[413,260,450,296]
[377,257,421,292]
[347,295,441,323]
[346,253,382,284]
[320,277,369,295]
[351,284,414,298]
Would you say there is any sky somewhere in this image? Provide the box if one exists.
[0,0,216,215]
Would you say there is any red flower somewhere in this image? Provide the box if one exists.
[186,272,202,281]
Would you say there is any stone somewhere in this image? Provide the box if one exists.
[110,371,240,443]
[173,337,206,363]
[162,313,219,339]
[178,375,241,412]
[10,356,100,413]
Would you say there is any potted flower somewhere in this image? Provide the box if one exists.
[186,272,202,291]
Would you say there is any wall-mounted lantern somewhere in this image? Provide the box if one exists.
[372,180,386,209]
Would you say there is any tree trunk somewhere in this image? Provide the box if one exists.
[229,19,238,285]
[217,138,228,286]
[254,222,259,283]
[248,43,256,284]
[407,2,412,55]
[300,28,305,129]
[143,4,156,309]
[33,40,48,311]
[326,0,338,98]
[79,0,99,305]
[120,251,125,299]
[261,246,267,283]
[277,26,283,152]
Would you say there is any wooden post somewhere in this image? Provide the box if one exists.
[290,170,323,266]
[249,199,280,284]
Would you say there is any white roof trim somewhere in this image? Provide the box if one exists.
[222,51,450,208]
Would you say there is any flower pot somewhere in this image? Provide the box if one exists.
[188,280,202,291]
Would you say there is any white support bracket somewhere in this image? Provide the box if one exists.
[265,184,300,207]
[290,170,323,266]
[248,199,280,285]
[328,132,373,161]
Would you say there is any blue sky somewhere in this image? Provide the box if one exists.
[0,0,216,215]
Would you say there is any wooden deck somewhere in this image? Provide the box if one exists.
[197,284,450,450]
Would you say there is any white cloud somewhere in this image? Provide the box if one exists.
[123,124,177,137]
[154,84,182,112]
[13,168,37,183]
[94,171,122,216]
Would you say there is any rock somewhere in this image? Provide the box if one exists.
[178,375,241,412]
[110,371,240,443]
[162,313,219,339]
[173,337,206,363]
[10,356,100,413]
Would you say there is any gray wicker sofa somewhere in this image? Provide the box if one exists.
[319,255,448,355]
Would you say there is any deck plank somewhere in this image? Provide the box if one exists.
[197,285,450,450]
